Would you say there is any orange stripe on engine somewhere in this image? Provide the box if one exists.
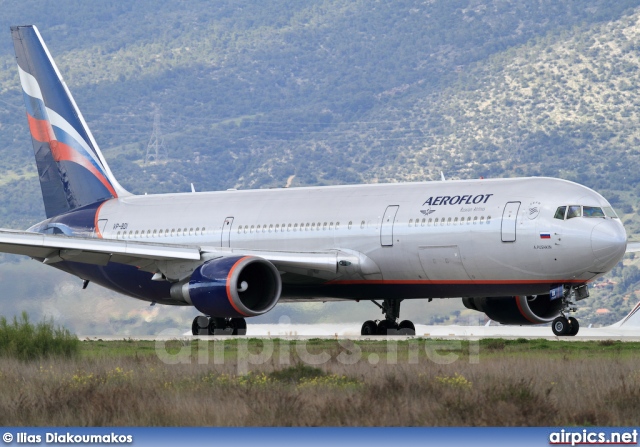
[226,257,250,317]
[515,296,538,324]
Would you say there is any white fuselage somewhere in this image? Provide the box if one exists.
[83,176,626,301]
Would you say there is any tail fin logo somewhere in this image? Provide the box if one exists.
[19,66,117,198]
[12,25,128,217]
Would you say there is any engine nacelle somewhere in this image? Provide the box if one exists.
[171,256,282,318]
[462,295,563,325]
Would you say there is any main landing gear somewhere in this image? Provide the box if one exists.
[361,299,416,336]
[192,316,247,336]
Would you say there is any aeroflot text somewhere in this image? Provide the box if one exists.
[422,194,494,207]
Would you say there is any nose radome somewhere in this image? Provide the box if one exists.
[591,221,627,272]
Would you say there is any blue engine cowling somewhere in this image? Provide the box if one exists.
[171,256,282,318]
[462,295,563,325]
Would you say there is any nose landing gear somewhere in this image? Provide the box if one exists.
[192,316,247,336]
[551,285,586,336]
[360,299,416,336]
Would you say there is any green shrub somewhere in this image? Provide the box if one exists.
[0,312,79,360]
[268,363,326,383]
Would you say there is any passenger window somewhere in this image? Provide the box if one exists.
[250,225,254,233]
[360,221,365,229]
[171,229,175,237]
[473,216,478,224]
[117,231,121,239]
[317,222,321,230]
[281,224,285,232]
[202,227,205,234]
[275,224,279,232]
[269,224,274,232]
[287,224,291,232]
[305,223,310,231]
[153,230,157,237]
[294,224,298,232]
[467,217,472,224]
[441,218,445,226]
[554,206,567,220]
[428,218,432,226]
[480,216,485,224]
[189,228,193,236]
[323,222,328,230]
[409,219,413,227]
[311,223,316,230]
[421,218,426,226]
[454,217,458,225]
[158,229,163,236]
[447,217,451,225]
[487,216,491,224]
[348,221,352,230]
[135,230,139,237]
[336,222,340,229]
[196,227,200,234]
[434,218,439,225]
[566,205,581,219]
[330,222,334,230]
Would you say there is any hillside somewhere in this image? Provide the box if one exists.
[0,0,638,331]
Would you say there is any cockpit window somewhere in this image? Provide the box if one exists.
[603,207,619,218]
[566,205,581,219]
[554,206,566,220]
[583,206,605,218]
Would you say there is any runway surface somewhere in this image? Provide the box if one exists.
[80,322,640,342]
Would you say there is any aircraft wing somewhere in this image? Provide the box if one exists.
[627,242,640,253]
[0,230,340,275]
[0,230,201,266]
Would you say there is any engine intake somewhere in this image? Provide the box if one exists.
[462,295,563,325]
[171,256,282,318]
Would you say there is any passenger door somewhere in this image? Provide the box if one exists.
[380,205,399,246]
[501,202,520,242]
[221,217,234,247]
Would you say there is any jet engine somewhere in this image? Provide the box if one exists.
[462,295,563,325]
[170,256,282,318]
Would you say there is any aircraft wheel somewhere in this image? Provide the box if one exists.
[398,320,416,335]
[552,316,570,336]
[231,317,247,336]
[192,316,209,336]
[361,320,378,336]
[567,317,580,336]
[377,320,398,335]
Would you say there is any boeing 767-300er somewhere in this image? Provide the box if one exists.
[3,25,636,336]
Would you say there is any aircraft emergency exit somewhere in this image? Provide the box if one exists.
[2,25,635,336]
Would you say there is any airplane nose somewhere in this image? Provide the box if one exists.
[591,220,627,271]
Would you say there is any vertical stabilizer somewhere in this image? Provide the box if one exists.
[610,301,640,328]
[11,25,129,218]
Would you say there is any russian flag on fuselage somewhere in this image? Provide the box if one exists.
[11,25,118,218]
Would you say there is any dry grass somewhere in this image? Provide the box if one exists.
[0,339,639,426]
